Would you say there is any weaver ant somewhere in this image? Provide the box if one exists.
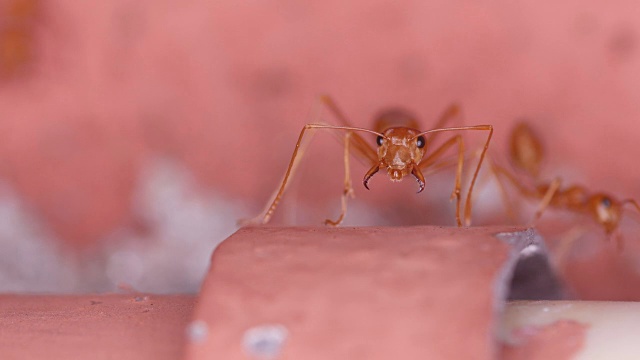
[491,121,640,249]
[249,95,493,226]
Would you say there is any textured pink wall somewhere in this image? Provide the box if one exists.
[1,0,640,293]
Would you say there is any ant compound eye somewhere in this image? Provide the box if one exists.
[416,136,426,149]
[376,135,384,146]
[601,197,612,208]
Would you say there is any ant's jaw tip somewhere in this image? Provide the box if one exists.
[413,176,425,194]
[410,167,425,194]
[363,175,375,191]
[363,165,380,191]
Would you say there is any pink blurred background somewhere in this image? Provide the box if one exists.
[1,0,640,295]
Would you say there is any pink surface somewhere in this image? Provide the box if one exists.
[0,294,195,360]
[532,219,640,300]
[0,0,639,298]
[185,226,532,359]
[501,320,587,360]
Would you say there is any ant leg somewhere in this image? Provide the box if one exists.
[325,132,355,226]
[552,225,587,273]
[456,126,494,226]
[246,124,319,225]
[419,134,463,169]
[622,198,640,215]
[453,135,465,226]
[418,134,465,226]
[319,95,378,164]
[245,123,382,225]
[487,159,523,224]
[433,103,462,129]
[490,162,534,196]
[489,160,554,224]
[415,125,494,226]
[620,198,640,251]
[428,103,463,144]
[532,177,562,222]
[484,156,520,223]
[421,153,470,177]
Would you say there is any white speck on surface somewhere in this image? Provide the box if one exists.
[186,319,209,343]
[243,324,289,359]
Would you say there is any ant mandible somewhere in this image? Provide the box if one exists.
[249,95,494,227]
[491,121,640,248]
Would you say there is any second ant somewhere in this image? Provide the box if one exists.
[490,121,640,251]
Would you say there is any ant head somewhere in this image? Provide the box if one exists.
[362,126,427,192]
[376,127,426,179]
[589,194,623,234]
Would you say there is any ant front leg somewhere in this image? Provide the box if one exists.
[248,123,382,226]
[417,125,493,226]
[461,125,493,226]
[325,132,356,226]
[419,134,465,226]
[251,124,320,225]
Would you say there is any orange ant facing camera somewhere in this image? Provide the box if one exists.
[491,121,640,250]
[248,95,493,227]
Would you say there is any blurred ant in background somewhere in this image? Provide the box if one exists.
[247,95,493,227]
[490,121,640,251]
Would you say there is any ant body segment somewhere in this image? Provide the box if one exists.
[250,96,493,227]
[492,121,640,247]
